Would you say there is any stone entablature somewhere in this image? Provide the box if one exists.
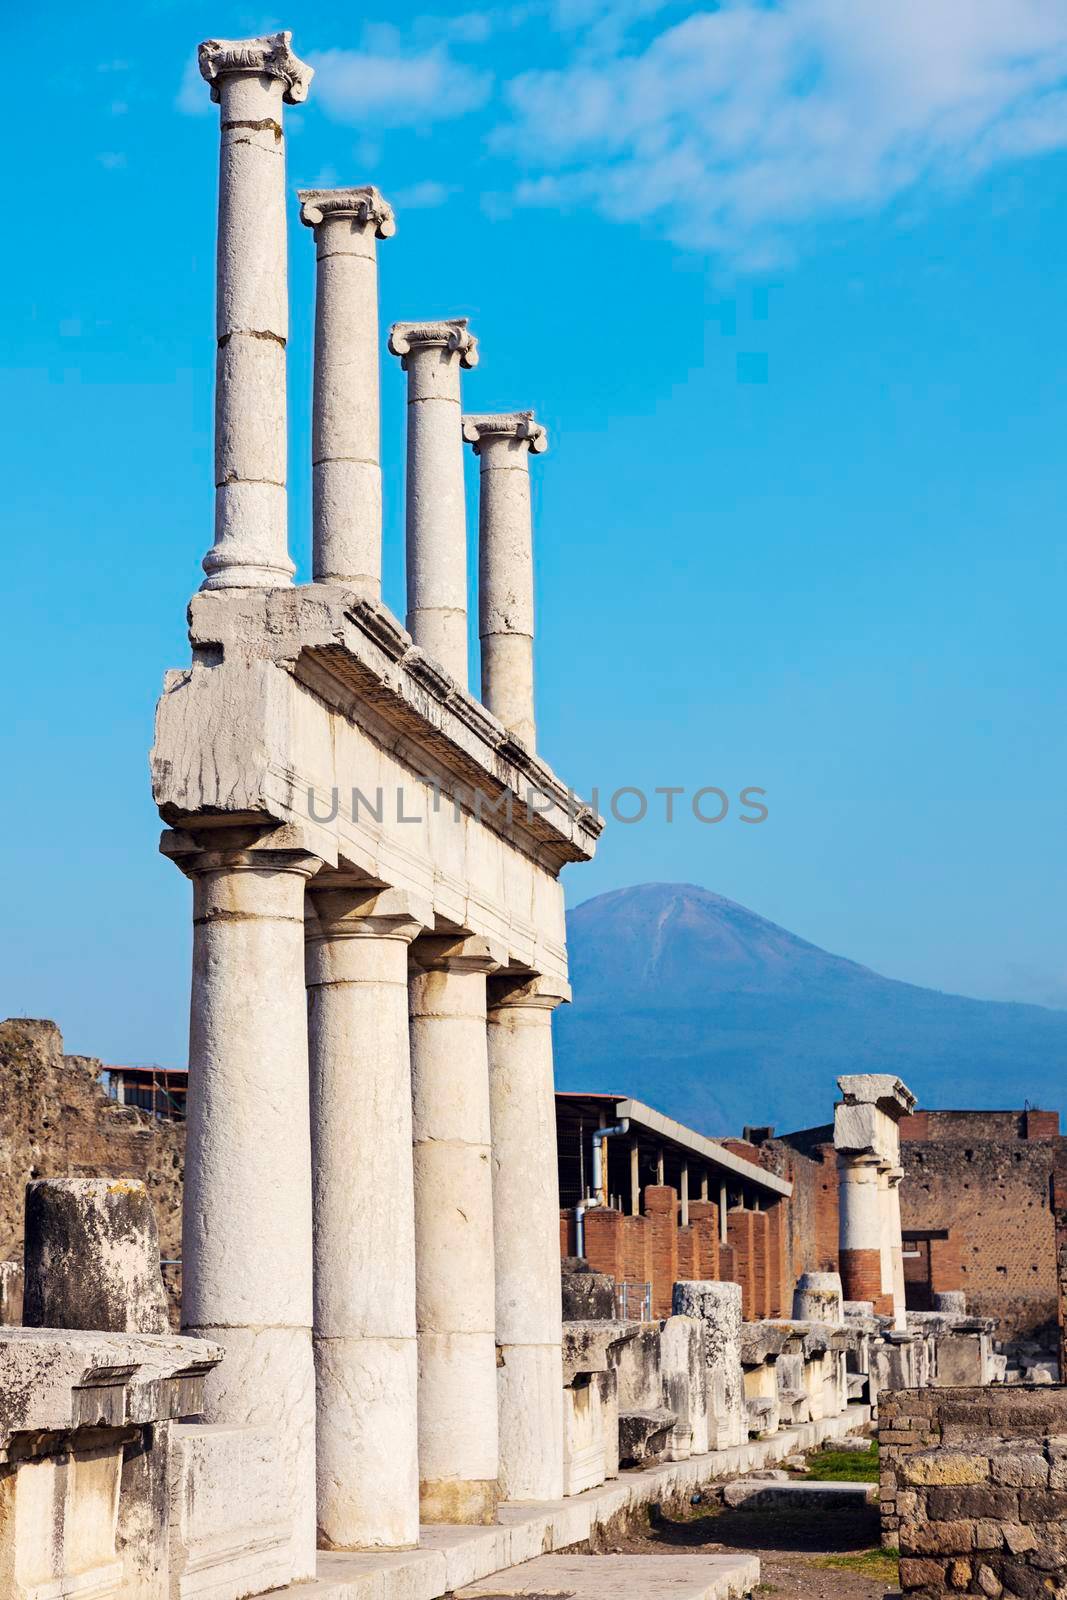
[153,586,600,982]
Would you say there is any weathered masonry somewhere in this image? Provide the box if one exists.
[150,29,599,1578]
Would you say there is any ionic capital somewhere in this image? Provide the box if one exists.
[388,318,479,370]
[488,971,571,1012]
[198,30,313,104]
[410,932,504,975]
[298,186,396,239]
[462,412,548,455]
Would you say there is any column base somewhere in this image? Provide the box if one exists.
[315,1334,419,1551]
[186,1321,316,1582]
[497,1342,564,1503]
[419,1478,500,1525]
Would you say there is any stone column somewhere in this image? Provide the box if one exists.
[837,1154,888,1314]
[161,829,322,1581]
[409,934,500,1523]
[388,320,479,686]
[299,188,396,596]
[306,886,429,1550]
[197,33,312,591]
[886,1166,907,1331]
[462,412,548,748]
[487,973,569,1503]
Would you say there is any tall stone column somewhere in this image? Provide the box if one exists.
[409,934,501,1523]
[837,1153,889,1314]
[299,188,396,595]
[306,886,429,1550]
[462,413,548,749]
[197,33,311,591]
[834,1074,916,1323]
[388,320,479,687]
[886,1166,907,1331]
[161,829,322,1581]
[487,973,569,1502]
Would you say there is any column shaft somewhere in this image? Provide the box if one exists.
[306,888,426,1550]
[837,1155,890,1314]
[179,840,320,1580]
[463,414,547,750]
[389,321,478,686]
[487,976,567,1502]
[300,189,395,594]
[197,35,311,590]
[410,935,500,1523]
[886,1170,907,1331]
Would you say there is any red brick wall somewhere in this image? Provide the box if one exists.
[583,1206,624,1283]
[840,1246,887,1310]
[645,1185,679,1318]
[726,1209,758,1319]
[764,1198,790,1316]
[901,1136,1060,1340]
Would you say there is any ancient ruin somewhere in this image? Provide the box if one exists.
[2,25,1064,1600]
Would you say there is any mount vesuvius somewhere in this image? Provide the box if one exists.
[551,883,1067,1134]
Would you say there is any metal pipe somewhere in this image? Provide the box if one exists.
[575,1119,630,1256]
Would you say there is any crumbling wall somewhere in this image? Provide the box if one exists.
[881,1385,1067,1590]
[0,1019,183,1319]
[901,1137,1058,1341]
[757,1130,840,1287]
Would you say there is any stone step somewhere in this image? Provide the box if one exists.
[722,1476,874,1510]
[456,1553,760,1599]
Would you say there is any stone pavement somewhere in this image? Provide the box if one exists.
[456,1553,759,1597]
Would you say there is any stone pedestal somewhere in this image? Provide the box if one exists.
[487,974,567,1502]
[196,33,312,591]
[672,1281,745,1448]
[23,1177,169,1335]
[410,934,501,1523]
[389,320,479,686]
[162,830,321,1581]
[299,187,395,595]
[306,886,429,1550]
[462,413,548,749]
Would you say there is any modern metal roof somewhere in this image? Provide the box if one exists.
[556,1092,792,1198]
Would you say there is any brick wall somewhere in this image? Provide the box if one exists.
[645,1185,679,1318]
[726,1209,759,1320]
[880,1386,1067,1587]
[901,1109,1061,1143]
[759,1133,840,1286]
[901,1136,1059,1341]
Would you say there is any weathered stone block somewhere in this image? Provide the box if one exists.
[23,1178,169,1335]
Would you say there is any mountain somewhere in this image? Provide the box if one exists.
[552,883,1067,1135]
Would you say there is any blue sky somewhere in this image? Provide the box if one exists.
[1,0,1065,1068]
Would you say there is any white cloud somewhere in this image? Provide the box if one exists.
[311,45,492,127]
[498,0,1067,261]
[393,179,458,208]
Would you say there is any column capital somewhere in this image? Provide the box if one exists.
[198,30,313,104]
[160,824,325,882]
[462,412,548,456]
[487,972,570,1012]
[410,932,503,975]
[307,885,431,943]
[836,1150,883,1174]
[388,318,479,369]
[298,186,396,239]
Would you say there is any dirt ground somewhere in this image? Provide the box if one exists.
[604,1501,897,1599]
